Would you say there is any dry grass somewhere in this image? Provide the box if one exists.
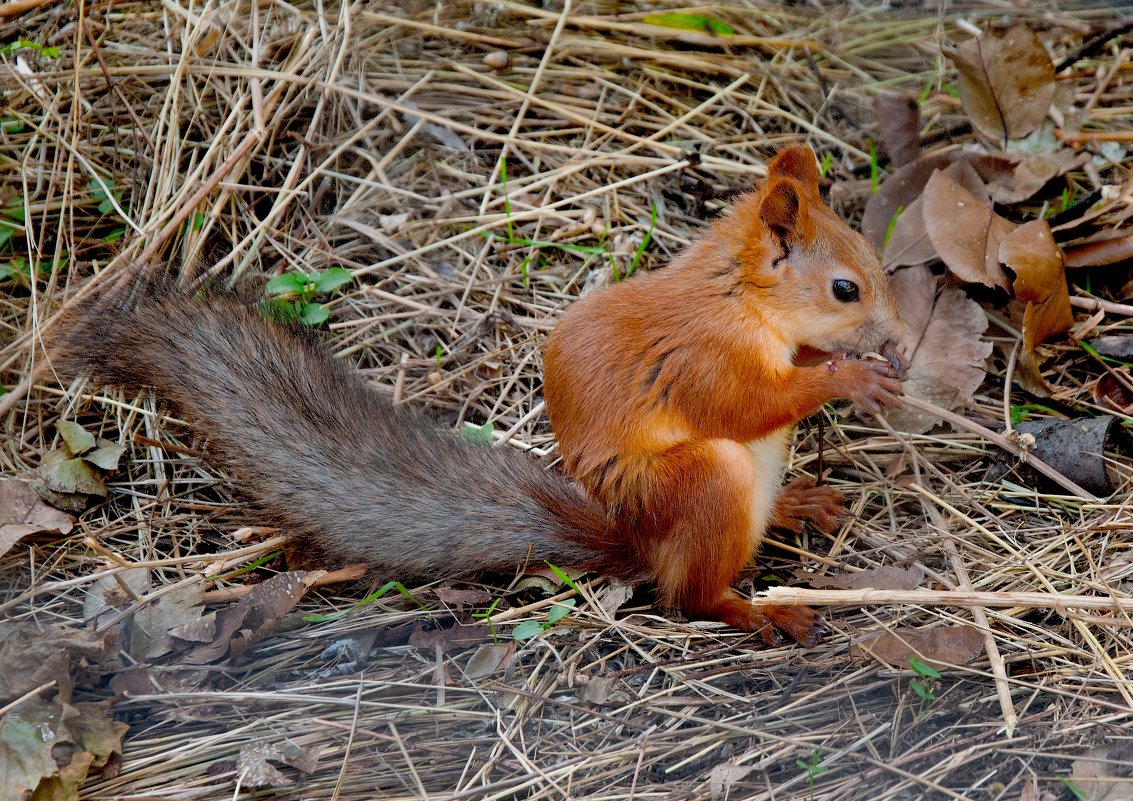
[3,1,1133,799]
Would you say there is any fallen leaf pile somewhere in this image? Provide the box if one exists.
[865,21,1133,439]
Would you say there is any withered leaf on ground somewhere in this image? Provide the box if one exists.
[1063,230,1133,268]
[0,626,116,702]
[1094,370,1133,414]
[409,621,490,653]
[999,220,1074,395]
[129,582,206,661]
[433,587,493,606]
[183,571,315,663]
[0,697,128,801]
[880,192,934,270]
[864,149,1083,254]
[873,94,921,168]
[945,23,1055,142]
[852,625,985,669]
[884,265,994,434]
[1070,743,1133,801]
[882,159,990,271]
[863,153,953,251]
[806,565,925,591]
[464,642,517,679]
[237,742,319,789]
[923,166,1014,291]
[0,478,75,558]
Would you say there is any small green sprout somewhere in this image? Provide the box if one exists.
[512,598,576,641]
[262,267,353,327]
[302,580,425,623]
[460,421,495,445]
[472,597,503,643]
[88,177,124,217]
[880,204,904,255]
[868,141,880,196]
[624,202,658,280]
[0,40,59,59]
[1059,777,1088,801]
[818,151,834,178]
[795,748,830,800]
[908,657,940,714]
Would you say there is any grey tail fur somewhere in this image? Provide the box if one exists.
[46,279,638,582]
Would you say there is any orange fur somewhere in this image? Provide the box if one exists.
[544,145,906,646]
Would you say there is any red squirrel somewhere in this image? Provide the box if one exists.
[46,145,905,647]
[544,145,905,645]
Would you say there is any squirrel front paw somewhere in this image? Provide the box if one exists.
[827,357,904,413]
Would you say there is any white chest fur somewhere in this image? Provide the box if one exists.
[746,427,792,540]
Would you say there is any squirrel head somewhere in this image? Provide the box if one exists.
[730,145,906,370]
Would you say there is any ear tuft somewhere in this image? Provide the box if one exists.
[767,145,819,193]
[759,178,805,242]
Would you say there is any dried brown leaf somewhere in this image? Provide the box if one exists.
[1064,231,1133,268]
[1094,370,1133,414]
[853,625,985,668]
[881,193,934,270]
[0,697,127,801]
[131,583,205,660]
[409,622,489,653]
[863,153,952,251]
[433,587,493,606]
[465,642,516,679]
[945,23,1055,142]
[808,565,925,591]
[237,742,319,789]
[884,265,993,433]
[0,626,116,701]
[1000,220,1073,394]
[1001,219,1064,304]
[873,94,921,168]
[1070,744,1133,801]
[184,571,314,663]
[923,167,1014,290]
[0,478,75,557]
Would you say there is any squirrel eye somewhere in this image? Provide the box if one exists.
[832,279,859,303]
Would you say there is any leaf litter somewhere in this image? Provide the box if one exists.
[2,3,1133,801]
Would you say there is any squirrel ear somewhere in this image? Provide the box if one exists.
[767,145,819,193]
[759,178,807,242]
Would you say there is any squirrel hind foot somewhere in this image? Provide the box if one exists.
[697,591,829,648]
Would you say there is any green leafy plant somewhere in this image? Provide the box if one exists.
[639,13,735,35]
[88,177,124,217]
[0,39,59,58]
[302,579,425,623]
[1009,403,1060,425]
[512,560,581,640]
[262,267,353,326]
[0,257,36,286]
[472,597,503,643]
[460,421,495,444]
[512,598,576,640]
[880,204,904,255]
[908,657,940,714]
[1058,777,1088,801]
[795,748,830,800]
[29,421,126,513]
[818,151,834,178]
[869,141,880,195]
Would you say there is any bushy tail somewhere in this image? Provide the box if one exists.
[47,278,636,581]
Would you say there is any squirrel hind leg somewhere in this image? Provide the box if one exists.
[699,592,829,648]
[640,438,828,647]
